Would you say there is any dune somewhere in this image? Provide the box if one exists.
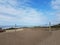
[0,28,60,45]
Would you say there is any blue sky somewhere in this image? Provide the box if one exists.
[0,0,60,26]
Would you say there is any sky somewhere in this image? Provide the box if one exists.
[0,0,60,26]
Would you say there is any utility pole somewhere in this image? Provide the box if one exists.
[49,22,51,32]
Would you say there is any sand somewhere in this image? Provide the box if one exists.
[6,28,24,32]
[0,28,60,45]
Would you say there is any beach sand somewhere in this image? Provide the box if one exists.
[0,28,60,45]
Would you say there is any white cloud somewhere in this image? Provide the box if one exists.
[0,14,17,22]
[51,0,60,24]
[51,0,60,10]
[0,0,48,25]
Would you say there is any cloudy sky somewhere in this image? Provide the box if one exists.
[0,0,60,26]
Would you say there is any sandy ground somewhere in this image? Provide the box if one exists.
[0,28,60,45]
